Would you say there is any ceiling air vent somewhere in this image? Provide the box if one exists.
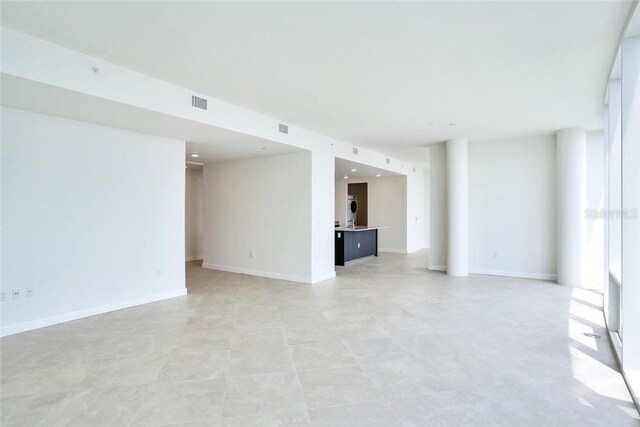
[191,95,207,110]
[353,147,359,155]
[386,158,391,164]
[279,124,289,134]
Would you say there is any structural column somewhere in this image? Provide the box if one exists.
[556,128,587,286]
[446,139,468,276]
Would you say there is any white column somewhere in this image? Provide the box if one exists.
[429,143,447,270]
[311,148,336,283]
[446,139,468,276]
[556,128,587,286]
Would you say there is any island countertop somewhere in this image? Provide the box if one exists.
[335,225,388,232]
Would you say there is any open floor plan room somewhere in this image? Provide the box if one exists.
[2,1,640,425]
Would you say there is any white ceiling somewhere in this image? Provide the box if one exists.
[335,157,400,180]
[1,1,632,165]
[1,74,303,164]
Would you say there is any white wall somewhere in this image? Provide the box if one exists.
[407,168,427,253]
[431,133,603,282]
[2,27,430,286]
[424,168,431,249]
[1,107,186,335]
[335,176,408,252]
[202,152,313,283]
[185,168,204,261]
[429,143,447,269]
[468,136,557,279]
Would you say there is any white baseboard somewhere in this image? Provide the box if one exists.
[407,246,428,254]
[185,255,203,262]
[312,271,336,284]
[469,268,557,281]
[1,288,188,337]
[344,255,376,266]
[379,248,408,254]
[202,263,311,284]
[427,264,556,281]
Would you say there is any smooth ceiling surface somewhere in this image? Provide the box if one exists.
[1,1,632,164]
[335,157,401,180]
[1,74,302,164]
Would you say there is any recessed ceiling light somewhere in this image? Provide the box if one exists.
[343,176,349,179]
[350,168,357,172]
[375,174,381,177]
[189,153,200,158]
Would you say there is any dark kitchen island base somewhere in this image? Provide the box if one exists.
[335,227,380,266]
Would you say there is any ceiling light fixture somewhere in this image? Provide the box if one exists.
[449,123,456,127]
[261,147,267,150]
[343,176,349,179]
[350,168,357,172]
[189,153,200,158]
[376,174,381,177]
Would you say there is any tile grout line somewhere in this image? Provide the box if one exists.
[126,383,153,427]
[33,390,71,425]
[218,289,240,420]
[292,363,314,426]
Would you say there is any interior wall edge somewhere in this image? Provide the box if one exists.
[311,271,337,284]
[202,263,312,284]
[0,288,187,337]
[468,268,558,282]
[378,248,408,254]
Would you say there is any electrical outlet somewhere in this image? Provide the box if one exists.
[1,292,5,302]
[493,251,498,258]
[357,243,361,248]
[26,287,35,298]
[250,251,254,258]
[12,289,21,300]
[155,268,162,277]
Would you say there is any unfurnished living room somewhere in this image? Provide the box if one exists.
[1,1,640,426]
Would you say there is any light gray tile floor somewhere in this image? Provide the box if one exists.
[1,250,638,426]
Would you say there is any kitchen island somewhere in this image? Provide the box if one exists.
[334,226,387,266]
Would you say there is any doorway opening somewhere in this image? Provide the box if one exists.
[347,182,368,227]
[185,163,204,262]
